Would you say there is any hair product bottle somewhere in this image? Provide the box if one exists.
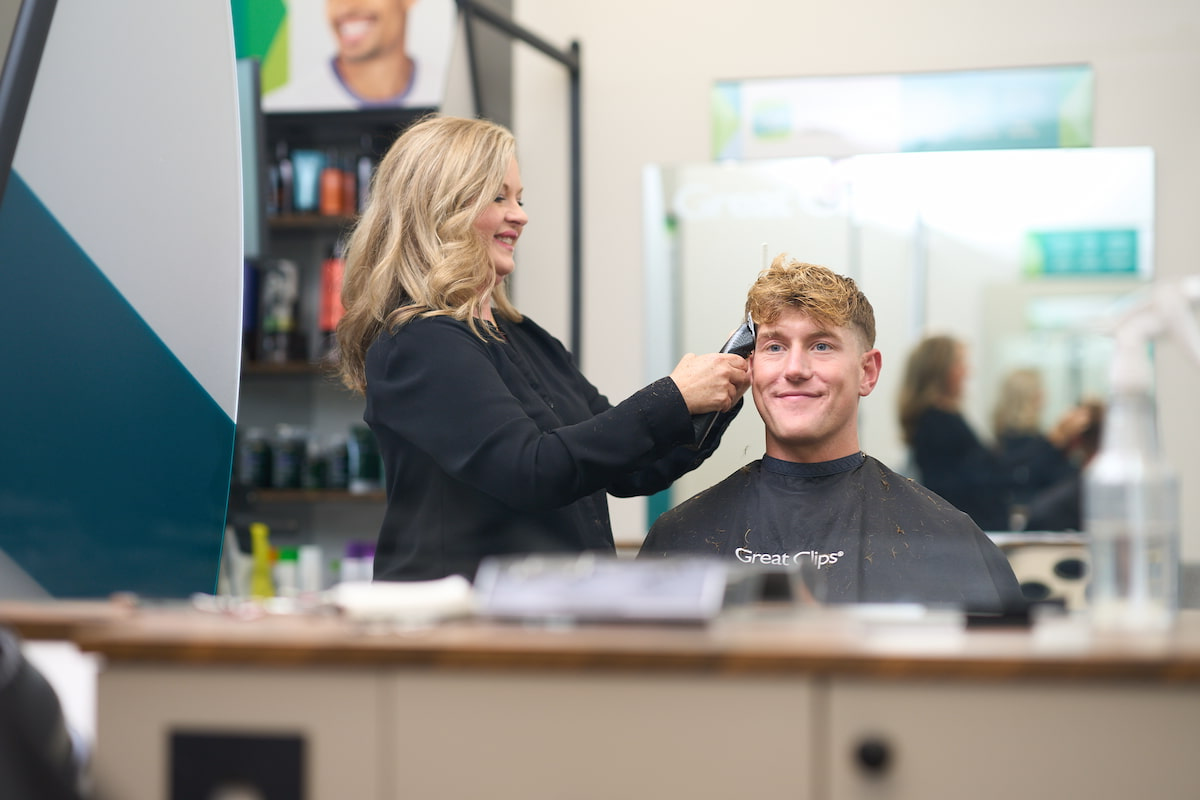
[249,523,276,600]
[318,239,346,359]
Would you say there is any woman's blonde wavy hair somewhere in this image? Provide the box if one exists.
[336,115,523,394]
[992,367,1044,437]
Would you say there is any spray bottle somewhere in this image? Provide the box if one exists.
[1085,276,1200,632]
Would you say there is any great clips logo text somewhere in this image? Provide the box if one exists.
[734,548,844,569]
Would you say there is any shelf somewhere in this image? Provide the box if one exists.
[243,488,385,505]
[264,107,429,162]
[267,213,357,232]
[241,360,338,378]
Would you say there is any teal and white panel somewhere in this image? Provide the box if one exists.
[0,0,242,597]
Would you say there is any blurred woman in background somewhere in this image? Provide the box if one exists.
[991,367,1079,525]
[898,335,1012,530]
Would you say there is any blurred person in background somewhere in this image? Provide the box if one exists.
[1023,399,1105,532]
[0,626,87,800]
[992,367,1091,527]
[898,335,1012,531]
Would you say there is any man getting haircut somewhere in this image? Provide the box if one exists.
[639,256,1024,614]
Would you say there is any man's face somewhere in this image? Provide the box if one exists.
[327,0,413,63]
[750,307,881,462]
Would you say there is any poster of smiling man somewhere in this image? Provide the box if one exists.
[262,0,456,112]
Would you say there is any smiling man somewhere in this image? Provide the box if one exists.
[328,0,417,104]
[263,0,452,112]
[639,256,1025,614]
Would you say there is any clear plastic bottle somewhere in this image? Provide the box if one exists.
[1084,276,1200,632]
[1085,381,1179,632]
[273,546,299,599]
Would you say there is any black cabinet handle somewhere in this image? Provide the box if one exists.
[856,737,891,775]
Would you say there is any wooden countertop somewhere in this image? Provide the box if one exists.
[0,598,137,640]
[6,600,1200,683]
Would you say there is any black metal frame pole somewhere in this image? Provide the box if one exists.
[459,1,484,117]
[456,0,584,361]
[0,0,58,204]
[567,41,581,363]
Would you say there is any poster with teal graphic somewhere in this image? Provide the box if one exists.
[234,0,456,112]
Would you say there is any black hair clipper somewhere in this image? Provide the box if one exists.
[688,314,756,450]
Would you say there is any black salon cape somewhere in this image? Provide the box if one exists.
[364,314,739,581]
[639,453,1024,613]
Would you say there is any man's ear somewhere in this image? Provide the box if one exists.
[860,349,882,397]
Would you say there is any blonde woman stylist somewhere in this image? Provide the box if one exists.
[337,115,749,581]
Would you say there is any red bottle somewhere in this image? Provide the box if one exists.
[319,149,343,216]
[319,240,346,359]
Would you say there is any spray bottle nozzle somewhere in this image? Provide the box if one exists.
[1104,276,1200,394]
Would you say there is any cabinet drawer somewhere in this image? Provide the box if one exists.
[828,678,1200,799]
[385,671,818,799]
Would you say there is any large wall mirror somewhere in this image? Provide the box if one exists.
[643,147,1154,529]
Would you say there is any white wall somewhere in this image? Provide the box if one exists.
[509,0,1200,555]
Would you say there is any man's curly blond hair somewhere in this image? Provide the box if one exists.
[745,254,876,348]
